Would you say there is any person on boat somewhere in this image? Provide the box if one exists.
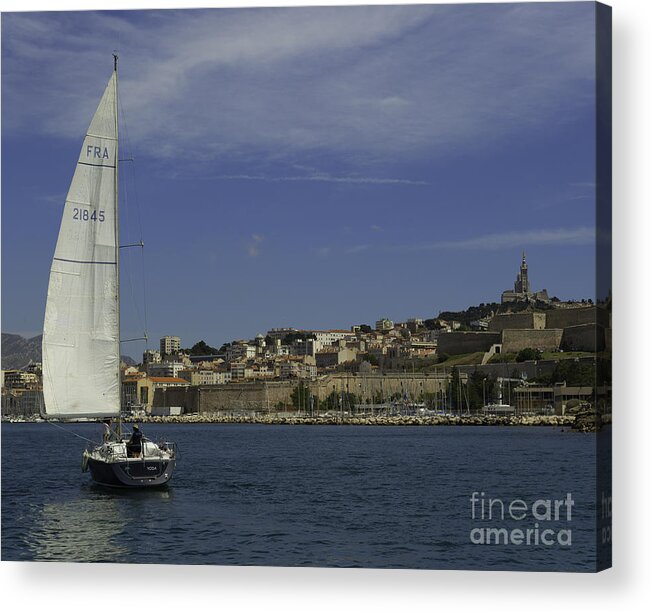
[126,424,143,458]
[102,418,114,443]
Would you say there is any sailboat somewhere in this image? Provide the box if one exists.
[42,56,177,488]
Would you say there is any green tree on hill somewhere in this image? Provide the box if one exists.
[516,348,542,362]
[187,340,220,355]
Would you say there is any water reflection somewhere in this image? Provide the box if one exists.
[25,486,173,562]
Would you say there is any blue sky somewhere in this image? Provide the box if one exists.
[1,3,598,357]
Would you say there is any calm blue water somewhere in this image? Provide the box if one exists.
[1,423,606,570]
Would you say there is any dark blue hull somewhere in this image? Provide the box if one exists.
[87,456,175,488]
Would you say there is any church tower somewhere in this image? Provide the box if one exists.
[502,252,547,303]
[514,251,530,294]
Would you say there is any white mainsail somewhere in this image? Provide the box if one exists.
[42,72,120,418]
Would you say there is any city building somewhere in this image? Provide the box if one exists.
[225,342,257,362]
[2,370,39,390]
[122,374,189,412]
[179,369,219,386]
[315,347,359,369]
[147,361,186,378]
[160,335,181,356]
[229,361,253,380]
[143,349,162,365]
[375,318,394,331]
[406,318,424,332]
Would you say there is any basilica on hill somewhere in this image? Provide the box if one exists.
[501,253,550,304]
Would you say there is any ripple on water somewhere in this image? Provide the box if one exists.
[1,423,603,570]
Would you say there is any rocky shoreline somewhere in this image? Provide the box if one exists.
[3,413,611,431]
[119,413,611,430]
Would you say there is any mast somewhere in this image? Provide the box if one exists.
[113,53,122,438]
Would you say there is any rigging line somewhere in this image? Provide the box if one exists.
[117,92,145,339]
[43,418,99,445]
[118,83,149,346]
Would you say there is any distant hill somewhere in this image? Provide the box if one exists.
[2,332,137,369]
[1,333,43,370]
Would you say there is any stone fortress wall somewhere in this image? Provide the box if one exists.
[488,312,546,332]
[441,305,609,356]
[501,329,564,353]
[437,332,501,356]
[154,373,452,413]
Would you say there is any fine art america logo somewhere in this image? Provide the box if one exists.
[469,492,574,547]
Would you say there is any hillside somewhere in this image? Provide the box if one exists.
[1,333,43,370]
[2,333,136,369]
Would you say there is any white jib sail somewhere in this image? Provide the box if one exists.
[42,73,120,419]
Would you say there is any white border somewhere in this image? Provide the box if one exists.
[1,0,649,610]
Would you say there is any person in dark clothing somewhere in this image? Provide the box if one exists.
[126,424,143,458]
[102,418,113,443]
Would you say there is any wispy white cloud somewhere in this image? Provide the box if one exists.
[345,244,370,254]
[2,3,595,170]
[37,192,65,207]
[534,181,596,209]
[213,173,427,185]
[370,224,383,232]
[408,227,595,251]
[313,227,593,259]
[247,233,264,258]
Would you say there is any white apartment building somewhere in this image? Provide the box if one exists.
[160,335,181,355]
[225,343,257,362]
[148,361,185,378]
[309,330,356,347]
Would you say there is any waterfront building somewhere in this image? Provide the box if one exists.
[1,389,43,417]
[513,383,593,415]
[2,370,39,390]
[122,374,189,412]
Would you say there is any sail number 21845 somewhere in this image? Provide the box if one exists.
[72,208,105,222]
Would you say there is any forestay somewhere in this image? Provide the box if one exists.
[42,73,120,418]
